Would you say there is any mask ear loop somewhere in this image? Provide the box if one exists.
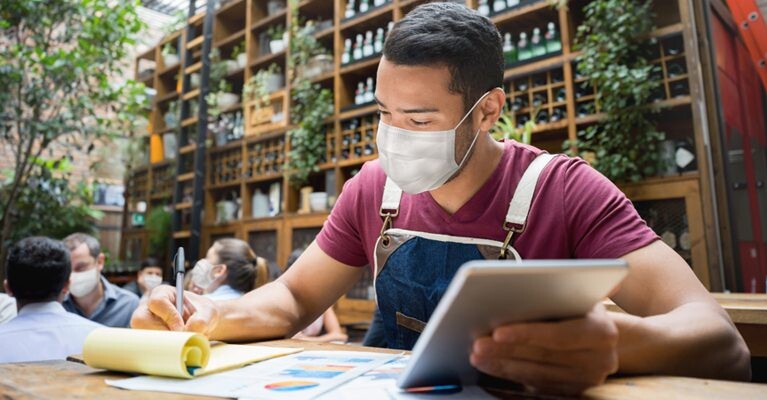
[453,88,504,167]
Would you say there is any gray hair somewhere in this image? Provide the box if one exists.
[62,233,101,258]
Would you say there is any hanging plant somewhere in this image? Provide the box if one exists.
[563,0,665,182]
[285,0,334,187]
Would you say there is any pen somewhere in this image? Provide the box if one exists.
[175,247,185,317]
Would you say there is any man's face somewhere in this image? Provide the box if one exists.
[375,57,479,166]
[70,243,103,274]
[140,266,163,279]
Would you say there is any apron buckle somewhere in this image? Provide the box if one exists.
[499,222,524,259]
[379,212,396,246]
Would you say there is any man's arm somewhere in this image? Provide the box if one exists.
[132,241,365,342]
[610,240,751,380]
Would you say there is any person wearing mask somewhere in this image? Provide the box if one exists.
[133,3,749,395]
[0,237,102,363]
[0,293,16,325]
[123,257,164,300]
[189,238,268,301]
[62,233,139,328]
[285,249,348,344]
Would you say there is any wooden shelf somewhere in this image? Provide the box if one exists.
[177,172,195,182]
[337,104,378,121]
[173,230,191,239]
[179,144,197,155]
[340,57,380,75]
[490,1,552,25]
[209,139,242,153]
[213,29,246,49]
[249,51,286,69]
[206,181,242,191]
[185,61,203,75]
[181,116,199,127]
[182,89,200,101]
[216,0,246,16]
[186,36,204,50]
[156,91,179,104]
[504,53,575,80]
[174,202,193,210]
[314,26,334,41]
[251,9,287,32]
[188,12,205,26]
[340,3,394,31]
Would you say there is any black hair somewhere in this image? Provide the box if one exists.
[383,2,504,112]
[6,237,71,302]
[140,257,160,271]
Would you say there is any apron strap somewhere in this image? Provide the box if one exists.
[504,153,556,233]
[381,177,403,215]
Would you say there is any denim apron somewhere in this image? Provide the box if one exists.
[373,153,555,350]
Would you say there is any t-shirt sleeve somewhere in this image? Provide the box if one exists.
[564,159,659,258]
[316,173,369,267]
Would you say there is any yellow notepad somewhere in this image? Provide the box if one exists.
[83,328,302,379]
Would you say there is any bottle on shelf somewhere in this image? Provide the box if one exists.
[532,92,546,107]
[374,0,386,6]
[670,81,689,98]
[507,0,520,7]
[532,74,546,87]
[364,144,375,155]
[531,28,546,57]
[667,61,687,78]
[516,114,530,128]
[536,109,549,124]
[387,21,394,36]
[374,28,384,54]
[549,107,566,122]
[355,82,365,105]
[503,33,517,65]
[545,22,562,54]
[345,0,356,19]
[359,0,370,14]
[365,77,375,103]
[493,0,506,14]
[517,32,531,61]
[342,38,352,65]
[478,0,490,17]
[511,96,528,112]
[353,34,363,60]
[363,31,374,57]
[516,79,529,92]
[555,87,567,103]
[577,102,594,117]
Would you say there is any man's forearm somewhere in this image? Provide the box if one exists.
[210,281,304,342]
[612,301,751,381]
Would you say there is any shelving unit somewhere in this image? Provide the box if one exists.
[124,0,718,323]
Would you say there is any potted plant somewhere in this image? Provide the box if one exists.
[163,100,179,129]
[243,63,284,109]
[232,40,247,69]
[216,80,240,109]
[161,43,179,68]
[267,24,286,54]
[491,110,534,144]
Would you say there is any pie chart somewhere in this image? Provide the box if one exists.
[264,380,320,392]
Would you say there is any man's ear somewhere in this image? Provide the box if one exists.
[59,280,70,301]
[3,280,12,297]
[478,88,506,133]
[96,253,106,273]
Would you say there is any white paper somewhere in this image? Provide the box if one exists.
[316,357,495,400]
[107,350,399,400]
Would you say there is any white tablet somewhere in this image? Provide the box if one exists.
[396,259,628,389]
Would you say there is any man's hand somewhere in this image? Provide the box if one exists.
[470,303,619,396]
[130,285,220,337]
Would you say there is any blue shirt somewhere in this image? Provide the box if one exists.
[0,293,16,324]
[203,284,243,301]
[0,301,102,363]
[63,276,139,328]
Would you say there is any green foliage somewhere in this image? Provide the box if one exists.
[267,24,285,41]
[0,0,148,262]
[145,206,172,257]
[285,1,334,187]
[0,159,103,243]
[205,48,234,118]
[231,40,246,59]
[564,0,665,182]
[491,109,537,145]
[243,63,282,110]
[162,9,187,35]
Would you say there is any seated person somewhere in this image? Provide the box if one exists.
[0,237,102,363]
[189,238,268,301]
[285,249,348,344]
[62,233,139,327]
[0,292,16,325]
[122,257,164,300]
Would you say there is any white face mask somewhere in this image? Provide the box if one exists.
[191,259,216,290]
[143,275,162,292]
[376,91,493,194]
[69,268,100,298]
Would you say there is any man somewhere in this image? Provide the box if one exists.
[63,233,139,327]
[122,257,164,300]
[0,237,102,363]
[132,3,750,395]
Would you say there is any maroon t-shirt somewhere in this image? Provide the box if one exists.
[317,140,658,267]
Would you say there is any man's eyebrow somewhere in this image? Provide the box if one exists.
[375,96,439,114]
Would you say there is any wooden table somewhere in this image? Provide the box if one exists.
[0,339,765,399]
[605,293,767,357]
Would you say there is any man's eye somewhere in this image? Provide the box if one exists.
[411,120,429,126]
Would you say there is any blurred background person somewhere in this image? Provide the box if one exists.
[0,237,102,363]
[62,233,139,327]
[189,238,268,301]
[0,293,16,325]
[122,257,164,300]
